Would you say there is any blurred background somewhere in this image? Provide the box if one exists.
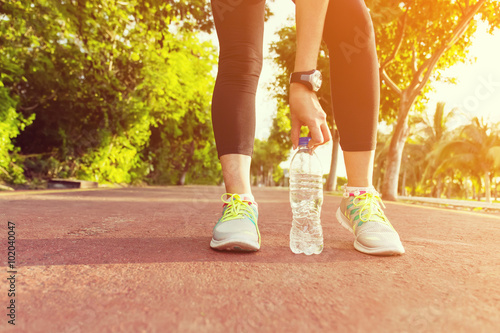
[1,0,499,202]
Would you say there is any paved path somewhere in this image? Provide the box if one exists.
[0,186,499,332]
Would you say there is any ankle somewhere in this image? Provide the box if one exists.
[234,192,255,203]
[220,154,252,196]
[225,186,252,195]
[345,185,374,191]
[223,192,255,203]
[342,185,376,197]
[239,193,255,202]
[346,179,372,188]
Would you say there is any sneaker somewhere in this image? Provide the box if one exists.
[210,193,261,251]
[336,186,405,256]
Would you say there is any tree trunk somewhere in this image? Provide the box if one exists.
[434,177,442,198]
[401,169,406,196]
[464,177,469,200]
[381,136,406,201]
[325,129,340,192]
[269,166,274,187]
[381,95,411,201]
[177,141,195,185]
[495,181,498,201]
[484,170,491,203]
[178,170,187,186]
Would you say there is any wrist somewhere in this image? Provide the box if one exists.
[290,82,312,92]
[290,69,322,92]
[294,63,317,72]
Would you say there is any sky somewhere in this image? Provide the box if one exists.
[424,20,500,127]
[209,0,500,176]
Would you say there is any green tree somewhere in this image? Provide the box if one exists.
[251,138,288,187]
[1,0,218,185]
[376,0,500,200]
[398,139,427,196]
[0,1,37,184]
[144,37,220,185]
[434,118,500,203]
[409,102,459,197]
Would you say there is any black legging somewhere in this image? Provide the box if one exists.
[211,0,380,157]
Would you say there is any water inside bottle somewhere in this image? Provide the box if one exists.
[290,173,323,255]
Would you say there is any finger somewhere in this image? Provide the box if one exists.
[321,122,333,144]
[291,118,301,150]
[308,126,324,149]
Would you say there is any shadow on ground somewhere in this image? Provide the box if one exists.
[17,236,380,266]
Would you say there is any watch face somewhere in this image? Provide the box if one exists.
[311,70,322,91]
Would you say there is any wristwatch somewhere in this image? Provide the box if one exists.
[289,69,322,92]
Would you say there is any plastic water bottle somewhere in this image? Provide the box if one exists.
[289,136,324,255]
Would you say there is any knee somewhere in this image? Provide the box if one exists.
[218,45,263,80]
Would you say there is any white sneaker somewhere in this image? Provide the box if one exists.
[336,187,405,256]
[210,193,260,251]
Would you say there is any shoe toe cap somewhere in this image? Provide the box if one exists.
[356,224,405,255]
[213,219,259,242]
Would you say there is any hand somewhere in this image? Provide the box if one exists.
[289,83,332,150]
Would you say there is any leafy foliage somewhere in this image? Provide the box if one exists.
[433,118,500,202]
[391,110,500,201]
[251,138,288,186]
[375,0,500,199]
[1,0,218,186]
[401,102,459,196]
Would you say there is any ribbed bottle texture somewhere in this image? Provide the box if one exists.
[289,137,324,255]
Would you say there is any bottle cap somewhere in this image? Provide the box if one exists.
[299,137,311,147]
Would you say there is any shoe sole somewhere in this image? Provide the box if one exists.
[335,208,405,256]
[210,238,260,252]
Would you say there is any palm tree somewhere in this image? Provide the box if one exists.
[400,102,458,197]
[433,118,500,203]
[419,102,460,196]
[400,140,428,196]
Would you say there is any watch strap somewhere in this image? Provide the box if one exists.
[290,69,318,91]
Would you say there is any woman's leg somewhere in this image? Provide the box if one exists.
[210,0,265,251]
[322,0,380,187]
[323,0,404,255]
[211,0,266,194]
